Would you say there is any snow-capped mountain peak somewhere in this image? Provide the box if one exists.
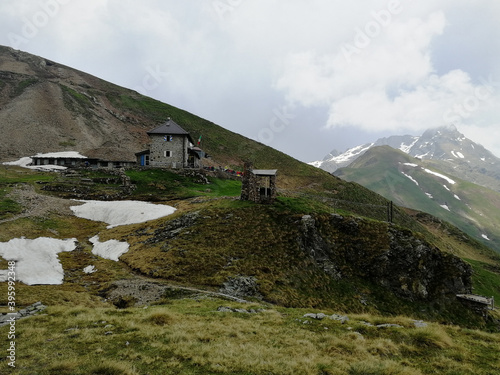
[310,126,497,174]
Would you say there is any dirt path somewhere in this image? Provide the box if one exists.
[0,183,80,224]
[106,276,251,307]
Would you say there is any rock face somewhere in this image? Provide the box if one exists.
[298,214,472,302]
[298,215,342,280]
[373,227,472,300]
[219,276,262,300]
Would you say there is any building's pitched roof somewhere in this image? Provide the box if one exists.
[147,118,190,136]
[252,169,278,176]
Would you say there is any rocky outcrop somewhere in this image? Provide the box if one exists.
[372,227,472,301]
[0,302,47,327]
[144,211,200,252]
[298,214,472,303]
[298,215,342,280]
[219,276,262,300]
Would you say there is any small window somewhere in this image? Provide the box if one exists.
[164,151,172,157]
[164,135,173,142]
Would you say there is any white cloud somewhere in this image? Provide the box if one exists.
[273,7,500,159]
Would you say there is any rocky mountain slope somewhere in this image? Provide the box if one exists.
[0,46,154,161]
[311,125,500,193]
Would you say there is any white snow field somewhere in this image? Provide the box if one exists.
[90,235,130,261]
[0,237,77,285]
[70,200,176,228]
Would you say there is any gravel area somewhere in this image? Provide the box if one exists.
[1,183,80,224]
[105,278,250,307]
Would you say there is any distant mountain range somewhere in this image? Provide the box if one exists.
[317,126,500,252]
[310,125,500,193]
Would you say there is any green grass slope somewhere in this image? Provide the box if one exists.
[1,298,500,375]
[1,160,500,373]
[335,146,500,254]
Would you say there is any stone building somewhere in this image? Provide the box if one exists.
[241,162,277,203]
[136,118,204,168]
[30,152,135,169]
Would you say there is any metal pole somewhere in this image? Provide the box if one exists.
[390,201,393,223]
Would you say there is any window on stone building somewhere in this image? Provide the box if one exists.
[164,151,172,157]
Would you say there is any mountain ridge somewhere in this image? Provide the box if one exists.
[311,125,500,193]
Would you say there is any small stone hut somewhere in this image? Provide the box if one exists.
[241,162,277,204]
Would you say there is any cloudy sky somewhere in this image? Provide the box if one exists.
[1,0,499,162]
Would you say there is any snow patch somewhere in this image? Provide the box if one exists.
[454,194,461,201]
[3,157,33,168]
[425,193,433,199]
[443,185,450,191]
[309,160,323,168]
[70,200,176,228]
[83,265,97,274]
[423,169,456,185]
[2,152,88,171]
[0,237,77,285]
[331,143,374,163]
[403,163,418,167]
[3,157,66,171]
[90,236,129,261]
[401,172,419,186]
[482,234,490,241]
[414,152,430,159]
[34,151,87,159]
[399,138,419,154]
[451,151,465,159]
[440,204,451,211]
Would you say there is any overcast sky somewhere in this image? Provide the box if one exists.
[1,0,499,162]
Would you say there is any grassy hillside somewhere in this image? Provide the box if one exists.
[335,146,500,253]
[2,298,500,375]
[106,91,342,191]
[1,165,498,317]
[1,161,500,374]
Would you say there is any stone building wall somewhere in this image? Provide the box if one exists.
[149,134,188,168]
